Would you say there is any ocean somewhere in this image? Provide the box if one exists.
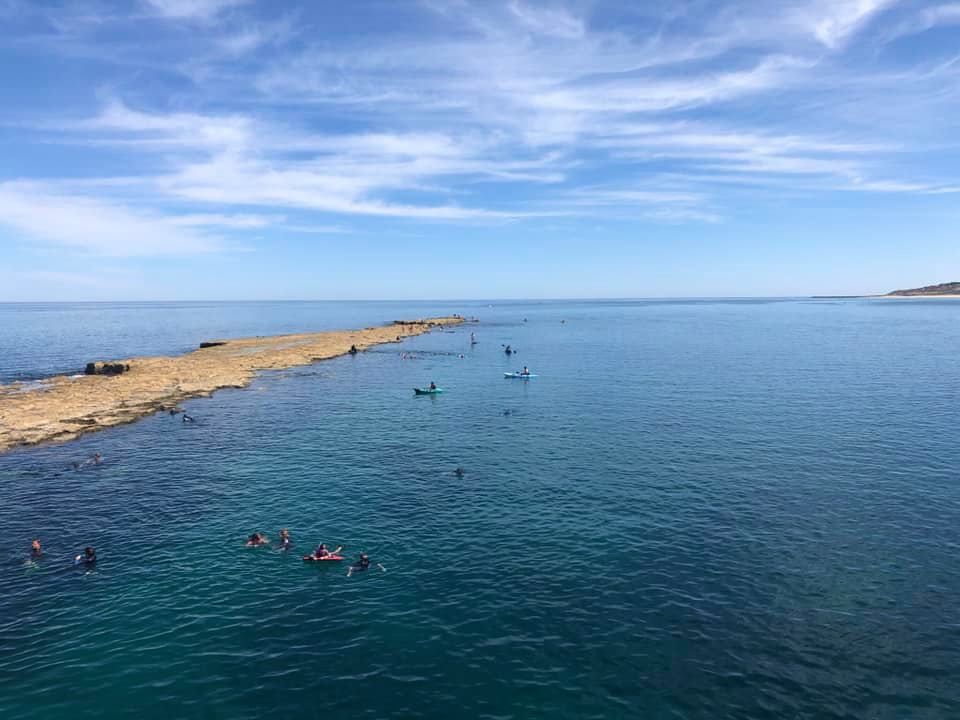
[1,299,958,719]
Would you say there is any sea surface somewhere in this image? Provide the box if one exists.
[1,299,958,720]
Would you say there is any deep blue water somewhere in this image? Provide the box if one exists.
[1,299,959,719]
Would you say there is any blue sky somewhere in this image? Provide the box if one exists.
[0,0,958,300]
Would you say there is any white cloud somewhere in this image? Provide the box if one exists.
[882,3,960,40]
[798,0,899,48]
[0,182,226,256]
[143,0,250,20]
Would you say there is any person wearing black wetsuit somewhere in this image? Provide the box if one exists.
[75,547,96,565]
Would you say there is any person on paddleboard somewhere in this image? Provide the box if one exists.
[347,552,385,577]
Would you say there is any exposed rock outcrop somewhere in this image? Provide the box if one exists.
[0,316,463,453]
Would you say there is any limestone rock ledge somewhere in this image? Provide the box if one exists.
[0,316,462,453]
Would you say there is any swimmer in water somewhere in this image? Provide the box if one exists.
[31,539,42,557]
[246,532,269,547]
[182,413,195,423]
[75,546,96,565]
[169,407,183,416]
[278,529,292,550]
[454,467,465,477]
[347,552,385,577]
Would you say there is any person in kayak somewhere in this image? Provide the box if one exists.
[347,552,385,577]
[521,366,530,376]
[75,547,96,565]
[306,543,343,560]
[278,529,292,550]
[246,532,269,547]
[429,381,437,390]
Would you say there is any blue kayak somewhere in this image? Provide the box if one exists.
[504,373,537,379]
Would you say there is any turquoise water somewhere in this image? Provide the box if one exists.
[2,299,959,719]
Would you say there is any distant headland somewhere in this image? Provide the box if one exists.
[884,281,960,297]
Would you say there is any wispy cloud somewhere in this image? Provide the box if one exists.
[143,0,250,21]
[0,182,226,256]
[2,0,958,246]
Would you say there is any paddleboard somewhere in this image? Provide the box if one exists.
[303,555,344,562]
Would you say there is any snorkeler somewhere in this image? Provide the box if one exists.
[246,532,269,547]
[347,552,385,577]
[74,547,96,565]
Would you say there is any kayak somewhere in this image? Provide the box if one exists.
[303,555,344,562]
[504,373,537,378]
[414,387,444,395]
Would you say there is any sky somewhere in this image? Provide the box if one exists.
[0,0,958,300]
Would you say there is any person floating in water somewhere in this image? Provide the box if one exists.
[75,546,96,566]
[470,332,477,344]
[347,552,385,577]
[306,543,343,560]
[454,467,465,477]
[182,413,195,423]
[168,407,183,416]
[246,532,269,547]
[278,529,292,550]
[349,344,358,355]
[429,381,437,390]
[72,452,102,470]
[30,539,42,558]
[504,345,515,355]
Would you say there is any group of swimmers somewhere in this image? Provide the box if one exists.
[245,529,385,576]
[27,538,97,567]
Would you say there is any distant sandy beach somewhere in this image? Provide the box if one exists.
[0,317,462,453]
[875,295,960,299]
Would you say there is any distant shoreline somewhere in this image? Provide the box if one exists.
[0,317,462,454]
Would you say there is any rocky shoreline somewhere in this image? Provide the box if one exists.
[0,317,462,453]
